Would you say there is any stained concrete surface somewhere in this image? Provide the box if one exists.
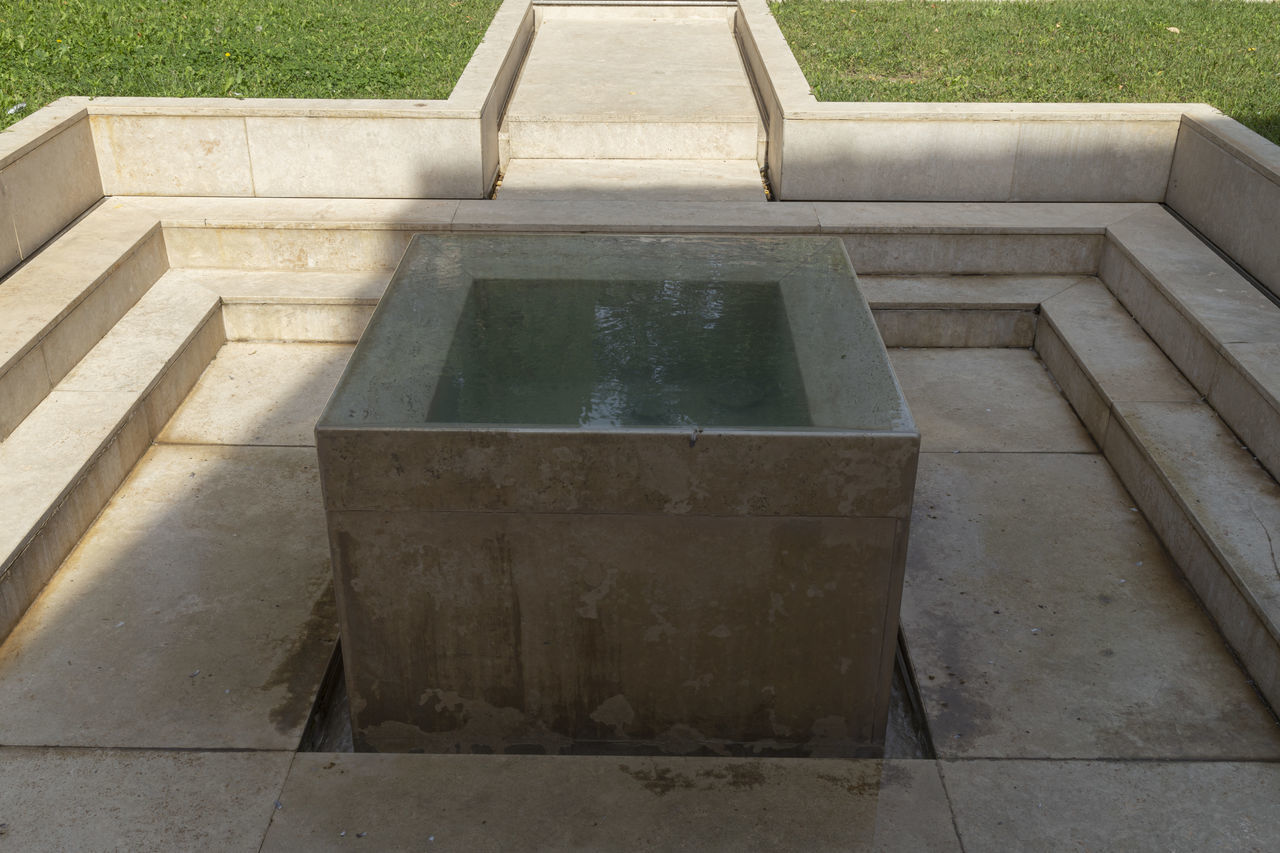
[159,342,354,447]
[0,746,288,852]
[888,347,1095,453]
[901,451,1280,759]
[0,444,337,749]
[260,754,961,852]
[942,759,1280,851]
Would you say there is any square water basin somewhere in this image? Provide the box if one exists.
[316,234,919,757]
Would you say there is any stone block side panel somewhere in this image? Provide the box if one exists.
[777,116,1177,202]
[330,510,902,756]
[1166,112,1280,300]
[1010,119,1177,202]
[245,117,483,199]
[91,115,254,197]
[0,117,103,261]
[476,2,536,183]
[89,113,486,198]
[734,0,819,191]
[317,429,919,520]
[780,118,1020,202]
[162,226,413,272]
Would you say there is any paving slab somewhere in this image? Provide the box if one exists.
[498,158,765,202]
[941,759,1280,852]
[902,452,1280,759]
[1040,281,1199,405]
[888,348,1095,453]
[160,342,354,447]
[261,754,960,852]
[0,444,337,750]
[118,195,460,228]
[0,746,288,853]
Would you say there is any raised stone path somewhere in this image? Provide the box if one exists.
[498,6,767,200]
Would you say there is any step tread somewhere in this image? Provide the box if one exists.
[1115,398,1280,641]
[0,272,218,566]
[0,204,157,375]
[1108,206,1280,351]
[498,158,764,202]
[0,389,140,566]
[60,272,219,392]
[505,18,759,124]
[1041,279,1200,404]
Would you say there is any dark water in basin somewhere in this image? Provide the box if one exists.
[427,278,812,428]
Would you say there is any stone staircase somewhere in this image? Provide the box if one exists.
[497,6,767,200]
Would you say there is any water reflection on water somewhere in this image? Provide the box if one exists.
[428,279,812,428]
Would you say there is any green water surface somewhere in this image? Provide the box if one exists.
[427,279,812,428]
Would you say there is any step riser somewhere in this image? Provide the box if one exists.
[222,301,1033,348]
[0,308,224,641]
[497,158,766,202]
[163,225,1101,277]
[874,309,1037,349]
[502,120,761,162]
[163,227,410,272]
[223,304,375,344]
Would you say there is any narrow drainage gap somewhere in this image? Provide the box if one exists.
[298,638,936,758]
[1163,202,1280,309]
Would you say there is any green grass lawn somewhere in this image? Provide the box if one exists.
[0,0,503,131]
[771,0,1280,145]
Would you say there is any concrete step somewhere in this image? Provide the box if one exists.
[501,15,763,161]
[497,158,766,202]
[0,270,222,640]
[0,204,167,440]
[1037,279,1280,714]
[1102,206,1280,483]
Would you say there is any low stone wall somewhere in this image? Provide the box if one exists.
[0,100,104,279]
[1166,111,1280,300]
[735,0,1204,203]
[0,0,535,248]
